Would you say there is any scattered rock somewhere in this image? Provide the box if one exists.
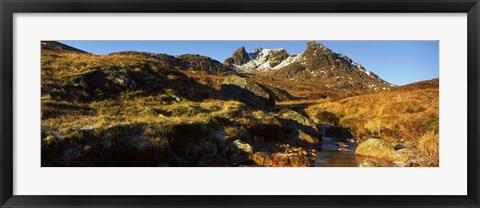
[355,138,409,164]
[252,152,312,167]
[69,67,136,93]
[252,152,270,166]
[224,140,254,165]
[359,159,380,167]
[291,129,321,147]
[279,110,321,145]
[280,110,319,135]
[355,138,396,158]
[259,142,285,153]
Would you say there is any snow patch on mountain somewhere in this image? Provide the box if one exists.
[273,54,305,69]
[232,48,297,72]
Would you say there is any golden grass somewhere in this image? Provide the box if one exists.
[41,50,439,167]
[306,87,438,141]
[304,83,439,166]
[415,131,439,166]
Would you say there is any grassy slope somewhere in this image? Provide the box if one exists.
[41,52,289,166]
[41,51,439,167]
[305,79,439,166]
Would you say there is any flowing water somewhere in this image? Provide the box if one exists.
[312,137,397,167]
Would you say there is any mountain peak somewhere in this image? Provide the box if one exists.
[224,46,250,66]
[225,47,291,72]
[306,41,332,56]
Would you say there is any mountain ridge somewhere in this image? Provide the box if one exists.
[43,41,427,91]
[41,41,89,54]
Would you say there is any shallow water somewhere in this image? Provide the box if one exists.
[312,137,397,167]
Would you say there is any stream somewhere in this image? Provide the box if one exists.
[311,127,398,167]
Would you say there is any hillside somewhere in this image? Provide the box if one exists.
[41,41,89,54]
[40,41,439,167]
[305,78,439,166]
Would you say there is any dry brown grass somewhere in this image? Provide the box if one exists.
[304,80,439,166]
[41,49,439,167]
[415,131,439,166]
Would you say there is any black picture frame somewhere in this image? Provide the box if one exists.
[1,0,479,207]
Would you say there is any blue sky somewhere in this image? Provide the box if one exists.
[58,40,438,85]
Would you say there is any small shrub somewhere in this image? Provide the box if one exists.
[416,131,439,166]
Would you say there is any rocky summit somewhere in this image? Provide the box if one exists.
[224,46,250,66]
[224,41,393,92]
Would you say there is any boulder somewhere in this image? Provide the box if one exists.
[291,129,321,147]
[252,152,271,167]
[355,138,396,159]
[219,75,275,109]
[252,152,312,167]
[280,110,321,140]
[223,140,254,165]
[359,159,380,167]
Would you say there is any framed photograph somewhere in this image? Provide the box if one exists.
[1,0,479,207]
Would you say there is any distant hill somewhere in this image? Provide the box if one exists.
[41,41,89,54]
[396,78,439,91]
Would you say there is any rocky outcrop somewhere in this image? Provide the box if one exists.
[69,67,136,93]
[252,152,312,167]
[41,123,172,167]
[268,49,290,68]
[178,54,233,74]
[355,138,409,164]
[291,129,321,146]
[224,46,250,66]
[219,75,275,109]
[279,110,321,146]
[355,138,396,158]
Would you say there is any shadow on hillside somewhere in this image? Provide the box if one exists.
[46,66,219,102]
[258,84,304,102]
[219,84,275,109]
